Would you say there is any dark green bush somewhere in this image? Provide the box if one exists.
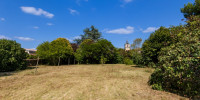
[27,55,37,59]
[124,57,133,65]
[0,39,28,72]
[132,50,143,65]
[142,27,173,66]
[149,28,200,97]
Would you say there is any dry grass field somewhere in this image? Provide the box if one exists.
[0,64,188,100]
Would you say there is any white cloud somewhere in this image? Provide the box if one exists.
[47,23,54,26]
[68,8,79,15]
[76,0,88,5]
[20,6,54,18]
[105,26,134,34]
[0,35,10,39]
[142,27,159,33]
[73,36,81,39]
[123,0,133,3]
[66,38,73,42]
[15,37,34,41]
[121,0,133,7]
[0,18,5,21]
[33,26,39,29]
[66,36,81,43]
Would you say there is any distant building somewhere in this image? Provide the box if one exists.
[124,41,131,51]
[25,49,37,55]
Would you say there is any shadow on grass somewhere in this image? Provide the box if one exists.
[131,65,146,68]
[0,72,14,77]
[0,66,38,77]
[26,66,38,69]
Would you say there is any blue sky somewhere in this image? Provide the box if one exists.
[0,0,194,49]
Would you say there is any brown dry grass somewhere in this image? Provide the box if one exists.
[0,64,188,100]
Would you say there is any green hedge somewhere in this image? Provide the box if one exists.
[0,39,28,72]
[149,29,200,97]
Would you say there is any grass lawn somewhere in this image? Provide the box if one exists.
[0,64,188,100]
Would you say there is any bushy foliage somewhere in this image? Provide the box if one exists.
[37,38,73,66]
[181,0,200,18]
[50,38,73,65]
[142,27,173,66]
[115,48,124,64]
[132,49,143,65]
[76,39,116,64]
[37,41,50,59]
[149,19,200,97]
[0,39,28,72]
[27,55,37,59]
[74,49,83,64]
[74,25,102,45]
[123,57,133,65]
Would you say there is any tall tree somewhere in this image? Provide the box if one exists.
[132,38,142,50]
[181,0,200,18]
[142,27,172,66]
[74,25,102,44]
[36,41,50,60]
[50,38,73,66]
[76,39,116,64]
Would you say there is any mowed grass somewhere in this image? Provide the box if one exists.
[0,64,188,100]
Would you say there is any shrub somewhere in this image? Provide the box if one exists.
[132,50,143,65]
[152,84,163,91]
[77,39,116,64]
[149,29,200,97]
[27,55,37,59]
[0,39,28,72]
[124,58,133,65]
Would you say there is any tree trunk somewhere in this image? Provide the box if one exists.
[36,56,39,66]
[58,57,61,66]
[35,57,39,75]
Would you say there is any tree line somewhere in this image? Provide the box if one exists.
[0,0,199,98]
[0,25,143,72]
[36,25,143,66]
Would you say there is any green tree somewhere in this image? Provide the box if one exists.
[50,38,73,66]
[142,27,172,66]
[96,39,115,64]
[74,25,102,44]
[74,49,83,64]
[77,39,116,64]
[132,49,143,65]
[132,38,142,49]
[149,9,200,97]
[181,0,200,18]
[78,39,94,64]
[0,39,27,72]
[115,48,124,64]
[36,41,50,59]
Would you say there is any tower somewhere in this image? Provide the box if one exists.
[124,40,131,51]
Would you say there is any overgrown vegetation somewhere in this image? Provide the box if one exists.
[1,0,199,98]
[0,39,28,72]
[148,0,200,98]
